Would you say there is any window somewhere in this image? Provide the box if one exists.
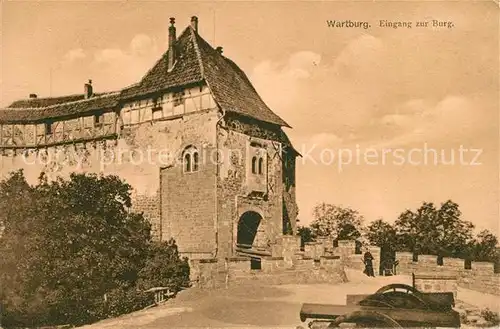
[152,97,163,115]
[45,122,53,135]
[193,152,199,171]
[183,146,199,173]
[184,153,191,172]
[173,91,185,107]
[152,105,163,120]
[251,156,265,175]
[252,156,257,174]
[250,147,265,176]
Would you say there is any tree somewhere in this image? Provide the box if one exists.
[394,200,475,257]
[366,219,399,272]
[297,225,314,249]
[310,203,363,242]
[366,219,397,249]
[434,200,474,257]
[137,238,190,292]
[468,230,499,262]
[0,170,189,327]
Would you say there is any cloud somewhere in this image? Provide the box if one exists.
[250,32,495,158]
[365,94,493,149]
[94,48,129,64]
[89,34,161,91]
[130,34,157,56]
[332,34,384,82]
[250,51,321,111]
[62,48,86,65]
[250,35,390,142]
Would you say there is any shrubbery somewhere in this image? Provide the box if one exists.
[480,308,500,326]
[0,170,190,328]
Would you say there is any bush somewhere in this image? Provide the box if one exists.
[101,287,154,319]
[138,239,191,293]
[480,308,500,326]
[0,171,189,328]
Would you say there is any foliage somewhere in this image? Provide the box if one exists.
[137,239,190,293]
[467,230,499,262]
[366,200,498,264]
[394,200,475,257]
[297,225,314,249]
[366,219,397,249]
[480,308,500,326]
[366,219,399,267]
[0,170,189,328]
[299,200,498,265]
[310,203,363,241]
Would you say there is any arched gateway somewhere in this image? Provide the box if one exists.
[236,211,263,248]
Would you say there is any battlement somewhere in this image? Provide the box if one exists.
[396,252,500,296]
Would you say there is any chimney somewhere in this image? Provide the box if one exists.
[216,46,223,55]
[84,79,93,99]
[29,94,37,99]
[191,16,198,33]
[168,17,176,71]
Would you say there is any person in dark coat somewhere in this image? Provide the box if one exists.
[363,247,375,277]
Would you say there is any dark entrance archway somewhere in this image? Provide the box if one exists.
[237,211,262,248]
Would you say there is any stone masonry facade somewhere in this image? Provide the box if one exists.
[0,17,299,262]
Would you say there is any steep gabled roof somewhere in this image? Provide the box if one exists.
[193,32,289,127]
[120,27,203,99]
[121,25,289,127]
[1,22,289,127]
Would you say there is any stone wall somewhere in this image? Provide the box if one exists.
[335,240,380,274]
[304,241,326,260]
[190,254,347,289]
[282,235,301,266]
[130,192,161,240]
[261,257,287,272]
[396,252,500,296]
[413,273,458,298]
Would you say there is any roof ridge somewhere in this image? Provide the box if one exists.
[132,26,193,90]
[189,27,205,79]
[12,93,82,102]
[2,92,120,111]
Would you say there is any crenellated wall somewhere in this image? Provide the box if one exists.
[396,252,500,296]
[333,240,380,273]
[189,246,347,289]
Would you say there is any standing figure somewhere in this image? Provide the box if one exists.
[363,247,375,277]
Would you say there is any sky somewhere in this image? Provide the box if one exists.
[1,1,498,235]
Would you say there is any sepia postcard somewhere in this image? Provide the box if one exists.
[0,1,498,328]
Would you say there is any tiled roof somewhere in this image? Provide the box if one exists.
[7,93,109,109]
[1,22,289,127]
[0,93,119,123]
[120,27,203,99]
[194,33,289,127]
